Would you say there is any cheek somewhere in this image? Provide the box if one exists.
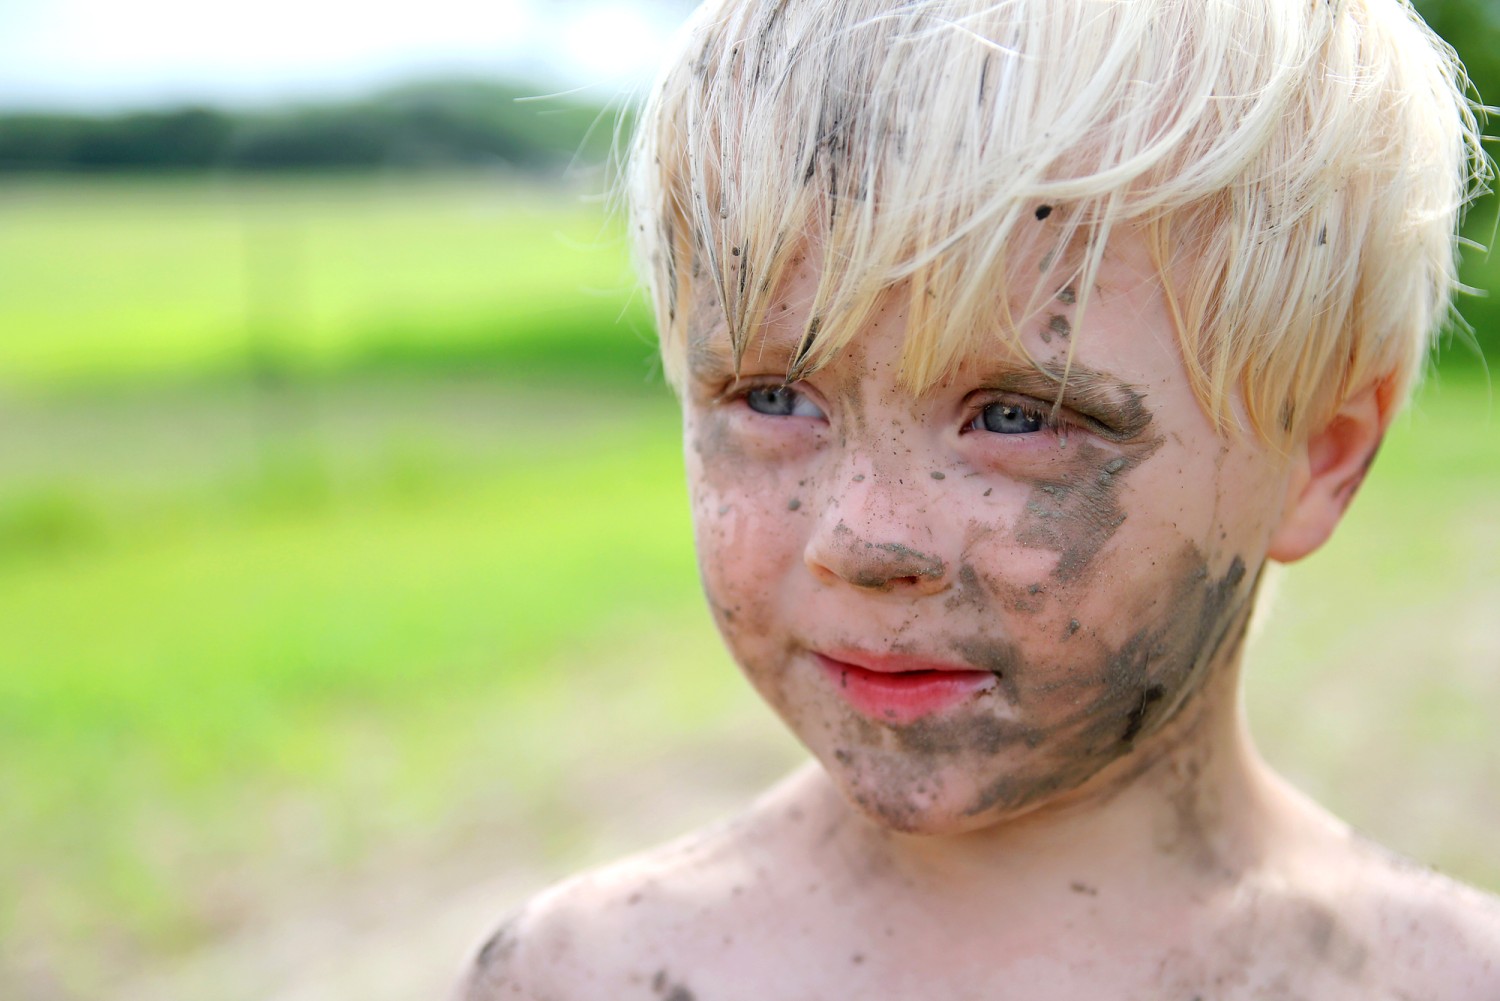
[686,465,817,731]
[880,540,1256,826]
[685,419,808,638]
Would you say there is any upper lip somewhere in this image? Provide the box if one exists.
[816,648,988,675]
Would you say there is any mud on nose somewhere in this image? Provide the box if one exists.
[806,520,951,593]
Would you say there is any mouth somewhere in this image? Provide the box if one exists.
[814,650,998,725]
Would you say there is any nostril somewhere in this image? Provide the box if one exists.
[850,573,928,592]
[869,543,947,583]
[849,571,898,591]
[818,538,950,592]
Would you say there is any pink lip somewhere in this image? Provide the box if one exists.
[814,650,997,724]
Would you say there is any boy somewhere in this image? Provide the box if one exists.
[465,0,1500,996]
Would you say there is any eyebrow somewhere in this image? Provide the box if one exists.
[976,362,1154,441]
[686,323,806,385]
[686,329,733,383]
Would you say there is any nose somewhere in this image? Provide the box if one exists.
[803,474,952,595]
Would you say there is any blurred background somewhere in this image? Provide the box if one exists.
[0,1,1496,998]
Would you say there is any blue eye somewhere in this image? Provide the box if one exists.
[973,402,1047,434]
[745,385,825,418]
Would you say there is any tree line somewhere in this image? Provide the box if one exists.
[0,79,625,174]
[0,0,1492,176]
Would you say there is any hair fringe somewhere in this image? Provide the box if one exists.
[628,0,1492,447]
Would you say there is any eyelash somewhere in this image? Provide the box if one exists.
[964,396,1078,438]
[725,379,826,420]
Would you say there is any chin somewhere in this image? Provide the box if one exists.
[811,724,1146,837]
[820,747,1043,836]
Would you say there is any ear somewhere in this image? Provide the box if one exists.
[1266,379,1393,564]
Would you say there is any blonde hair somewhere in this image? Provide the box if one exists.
[627,0,1489,445]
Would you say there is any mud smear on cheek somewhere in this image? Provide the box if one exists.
[947,557,1044,616]
[1015,428,1161,584]
[951,634,1023,706]
[945,562,988,612]
[962,544,1255,818]
[1098,552,1250,751]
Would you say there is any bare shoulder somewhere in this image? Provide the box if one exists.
[1344,837,1500,997]
[458,827,744,1000]
[457,796,810,1001]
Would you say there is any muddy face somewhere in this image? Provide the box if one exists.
[681,232,1291,834]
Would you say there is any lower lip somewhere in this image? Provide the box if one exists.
[814,654,996,724]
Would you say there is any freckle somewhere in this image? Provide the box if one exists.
[851,952,865,965]
[983,488,992,497]
[930,471,945,480]
[787,497,802,511]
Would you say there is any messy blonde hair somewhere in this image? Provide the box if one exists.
[628,0,1489,445]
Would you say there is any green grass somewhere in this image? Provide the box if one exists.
[0,387,706,992]
[0,175,655,392]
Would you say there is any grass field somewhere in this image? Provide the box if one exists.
[0,380,706,999]
[1,176,1497,1001]
[0,175,657,391]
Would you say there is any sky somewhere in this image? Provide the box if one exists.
[0,0,695,111]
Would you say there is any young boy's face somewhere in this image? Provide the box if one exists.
[681,230,1293,834]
